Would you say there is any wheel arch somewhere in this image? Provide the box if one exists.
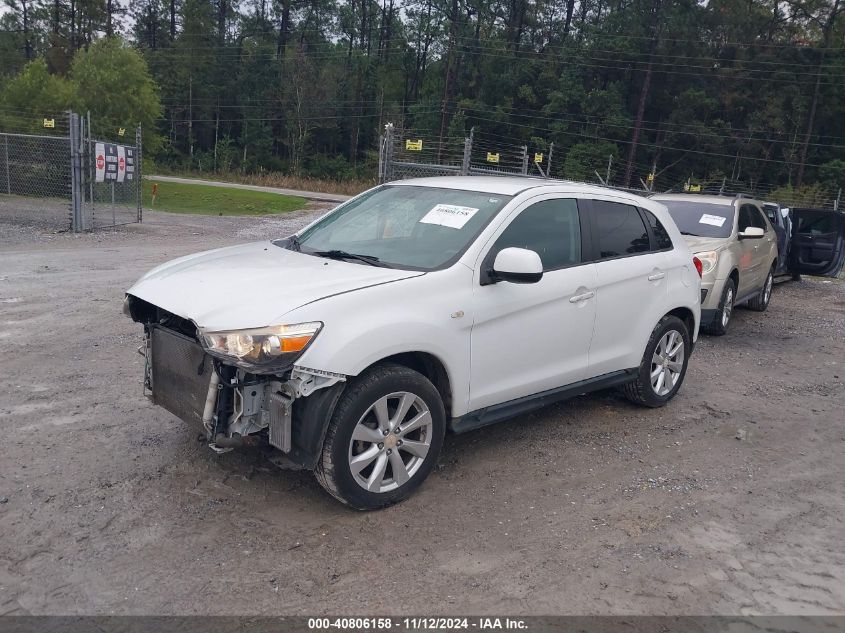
[728,267,739,287]
[286,350,455,471]
[665,306,696,339]
[370,351,453,420]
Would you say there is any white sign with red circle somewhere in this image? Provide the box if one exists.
[117,145,126,183]
[95,143,106,182]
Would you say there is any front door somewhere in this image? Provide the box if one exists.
[469,197,597,411]
[736,204,764,295]
[789,208,845,277]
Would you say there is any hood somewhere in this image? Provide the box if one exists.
[127,241,424,330]
[681,235,728,254]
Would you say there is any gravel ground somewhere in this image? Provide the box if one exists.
[1,209,844,616]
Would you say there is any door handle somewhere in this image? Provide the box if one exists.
[569,291,595,303]
[647,272,666,281]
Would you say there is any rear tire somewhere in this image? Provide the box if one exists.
[703,278,735,336]
[623,315,691,408]
[748,267,774,311]
[315,363,446,510]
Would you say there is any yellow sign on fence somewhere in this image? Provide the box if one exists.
[487,152,500,163]
[43,118,55,128]
[534,153,544,164]
[118,127,126,137]
[684,183,702,192]
[405,139,422,151]
[646,172,655,184]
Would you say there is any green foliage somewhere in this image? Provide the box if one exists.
[564,142,620,182]
[0,59,73,132]
[0,0,843,193]
[768,184,836,209]
[70,38,162,146]
[819,160,845,193]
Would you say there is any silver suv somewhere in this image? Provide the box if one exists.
[652,195,778,335]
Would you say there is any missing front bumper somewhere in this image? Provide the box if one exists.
[147,325,294,453]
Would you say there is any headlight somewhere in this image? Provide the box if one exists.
[694,250,719,275]
[199,321,322,373]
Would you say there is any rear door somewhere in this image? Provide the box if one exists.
[788,208,845,277]
[584,199,669,377]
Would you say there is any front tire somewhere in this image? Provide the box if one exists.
[623,315,690,408]
[748,267,774,311]
[315,363,446,510]
[703,278,735,336]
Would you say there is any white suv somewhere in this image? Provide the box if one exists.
[125,177,701,509]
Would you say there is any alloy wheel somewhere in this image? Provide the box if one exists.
[348,391,433,493]
[650,330,685,396]
[722,287,734,328]
[763,273,773,305]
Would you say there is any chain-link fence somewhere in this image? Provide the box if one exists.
[86,121,142,229]
[376,123,845,213]
[0,118,74,231]
[0,111,141,233]
[378,124,548,184]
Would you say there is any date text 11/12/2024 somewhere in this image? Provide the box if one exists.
[307,618,528,630]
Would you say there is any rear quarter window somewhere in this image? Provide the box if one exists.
[643,209,673,250]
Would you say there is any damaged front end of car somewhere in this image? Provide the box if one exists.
[125,295,346,468]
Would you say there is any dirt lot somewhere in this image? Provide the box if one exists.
[1,208,844,616]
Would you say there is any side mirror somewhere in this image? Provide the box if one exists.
[738,227,765,240]
[490,247,543,284]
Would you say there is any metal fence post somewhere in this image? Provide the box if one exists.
[137,125,143,222]
[521,145,529,175]
[69,112,83,232]
[4,134,10,195]
[377,133,385,183]
[461,127,474,176]
[546,143,554,179]
[383,123,395,183]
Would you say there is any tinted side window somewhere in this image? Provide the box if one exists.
[643,209,673,250]
[592,201,650,259]
[763,204,779,224]
[738,205,753,232]
[749,207,768,230]
[492,199,581,271]
[796,211,836,235]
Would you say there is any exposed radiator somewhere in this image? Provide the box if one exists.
[150,326,212,427]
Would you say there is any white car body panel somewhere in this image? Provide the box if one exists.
[128,177,700,419]
[126,241,423,331]
[286,264,475,415]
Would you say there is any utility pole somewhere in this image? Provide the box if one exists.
[623,0,662,188]
[188,75,193,159]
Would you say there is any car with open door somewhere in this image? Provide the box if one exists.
[788,207,845,280]
[125,177,701,510]
[762,202,792,277]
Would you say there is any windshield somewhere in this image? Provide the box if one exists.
[289,185,512,270]
[660,201,736,238]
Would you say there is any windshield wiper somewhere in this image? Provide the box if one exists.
[313,250,390,267]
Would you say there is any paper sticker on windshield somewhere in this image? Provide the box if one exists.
[699,213,726,228]
[419,204,479,229]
